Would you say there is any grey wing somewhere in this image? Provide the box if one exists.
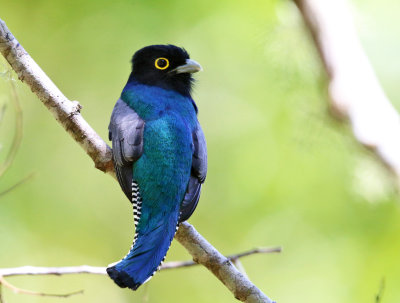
[108,99,145,200]
[179,125,207,222]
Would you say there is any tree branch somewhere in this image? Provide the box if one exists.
[293,0,400,184]
[161,246,282,270]
[176,223,275,303]
[0,246,281,277]
[0,18,276,303]
[0,266,106,277]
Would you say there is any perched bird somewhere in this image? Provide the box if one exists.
[107,45,207,290]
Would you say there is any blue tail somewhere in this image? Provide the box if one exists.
[107,211,179,290]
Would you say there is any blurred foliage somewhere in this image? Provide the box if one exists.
[1,0,400,302]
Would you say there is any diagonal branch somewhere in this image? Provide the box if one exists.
[175,223,275,303]
[293,0,400,184]
[0,18,276,303]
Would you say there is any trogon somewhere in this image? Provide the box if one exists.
[107,44,207,290]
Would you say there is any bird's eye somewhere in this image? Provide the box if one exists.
[155,58,169,70]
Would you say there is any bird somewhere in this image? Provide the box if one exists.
[107,45,207,291]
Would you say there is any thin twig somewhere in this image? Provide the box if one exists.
[0,246,281,277]
[0,172,35,198]
[229,247,282,261]
[0,276,83,298]
[0,266,106,277]
[161,246,282,270]
[0,81,22,178]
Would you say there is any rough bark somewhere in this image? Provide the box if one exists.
[176,223,275,303]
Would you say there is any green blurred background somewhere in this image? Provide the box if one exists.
[1,0,400,302]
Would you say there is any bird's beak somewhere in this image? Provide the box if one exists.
[172,59,203,74]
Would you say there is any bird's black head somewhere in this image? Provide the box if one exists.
[128,44,202,97]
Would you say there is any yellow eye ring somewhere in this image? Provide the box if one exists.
[155,57,169,70]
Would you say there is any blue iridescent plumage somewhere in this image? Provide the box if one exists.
[107,45,207,290]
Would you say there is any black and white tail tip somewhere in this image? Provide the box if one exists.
[132,181,142,228]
